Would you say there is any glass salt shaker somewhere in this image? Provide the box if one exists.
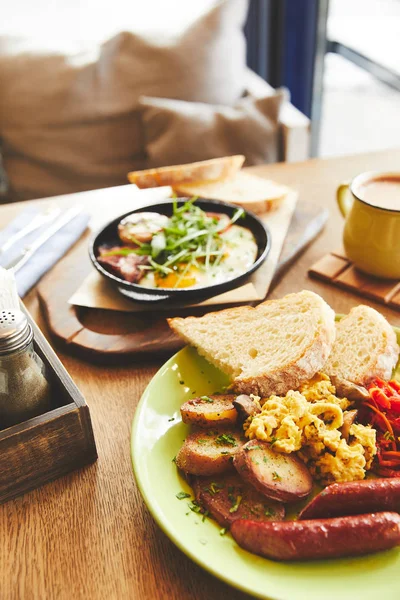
[0,309,51,428]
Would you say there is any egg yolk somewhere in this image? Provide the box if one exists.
[154,265,199,288]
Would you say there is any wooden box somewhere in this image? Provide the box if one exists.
[0,309,97,503]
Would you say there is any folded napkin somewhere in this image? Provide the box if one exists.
[0,206,89,297]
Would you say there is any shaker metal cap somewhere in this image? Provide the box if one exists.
[0,309,33,355]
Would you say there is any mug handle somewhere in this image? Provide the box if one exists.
[336,182,353,218]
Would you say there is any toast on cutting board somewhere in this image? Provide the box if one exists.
[173,171,290,215]
[127,155,245,189]
[168,291,336,397]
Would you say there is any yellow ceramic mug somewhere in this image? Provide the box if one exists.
[337,171,400,279]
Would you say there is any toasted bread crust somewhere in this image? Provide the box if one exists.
[168,291,336,397]
[324,305,399,387]
[127,155,245,189]
[173,172,289,215]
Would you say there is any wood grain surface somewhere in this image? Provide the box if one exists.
[1,149,400,600]
[309,250,400,308]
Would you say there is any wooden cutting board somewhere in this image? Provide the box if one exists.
[37,205,327,362]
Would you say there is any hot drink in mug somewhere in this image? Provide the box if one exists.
[337,172,400,279]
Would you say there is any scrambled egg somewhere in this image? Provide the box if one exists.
[245,373,377,484]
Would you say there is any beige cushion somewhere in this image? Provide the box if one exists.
[138,90,286,168]
[0,0,248,201]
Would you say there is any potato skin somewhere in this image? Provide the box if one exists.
[233,440,312,503]
[180,395,237,428]
[176,429,244,476]
[192,473,285,528]
[231,512,400,561]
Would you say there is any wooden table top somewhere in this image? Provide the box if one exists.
[1,148,400,600]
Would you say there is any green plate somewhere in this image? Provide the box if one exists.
[131,340,400,600]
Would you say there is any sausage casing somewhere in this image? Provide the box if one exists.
[230,512,400,561]
[299,478,400,520]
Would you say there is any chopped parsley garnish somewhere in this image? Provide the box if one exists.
[200,396,214,403]
[264,507,276,517]
[176,492,191,500]
[168,417,175,422]
[105,199,245,285]
[188,501,202,514]
[179,380,185,385]
[272,471,282,481]
[384,431,395,442]
[172,456,177,463]
[206,482,225,495]
[202,510,209,522]
[219,528,227,536]
[229,495,242,513]
[245,445,261,451]
[215,433,237,446]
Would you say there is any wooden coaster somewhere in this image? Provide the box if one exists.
[309,250,400,309]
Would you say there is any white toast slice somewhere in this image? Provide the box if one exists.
[173,172,290,215]
[168,290,336,398]
[324,305,399,386]
[127,155,244,189]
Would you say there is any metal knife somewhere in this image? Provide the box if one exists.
[3,205,84,273]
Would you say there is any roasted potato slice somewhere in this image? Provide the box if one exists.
[192,472,285,528]
[233,440,312,503]
[176,429,244,476]
[180,395,237,428]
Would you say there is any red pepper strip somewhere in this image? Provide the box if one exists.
[388,379,400,394]
[376,468,400,478]
[370,378,398,398]
[377,459,400,468]
[371,378,387,389]
[370,388,392,410]
[389,418,400,433]
[387,398,400,413]
[363,402,397,451]
[377,439,394,450]
[382,450,400,458]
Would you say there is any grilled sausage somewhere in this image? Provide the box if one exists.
[233,440,313,503]
[192,473,285,528]
[231,512,400,561]
[299,478,400,520]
